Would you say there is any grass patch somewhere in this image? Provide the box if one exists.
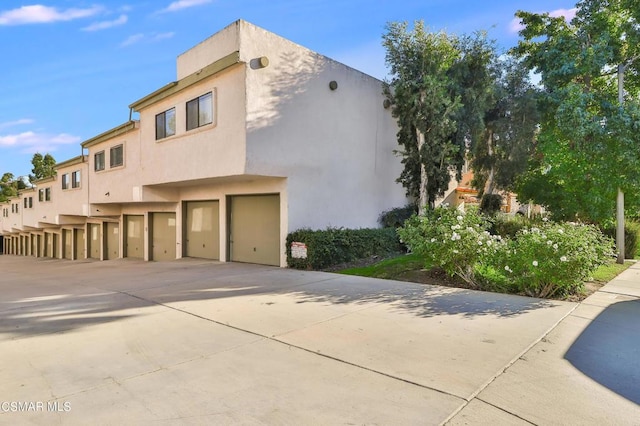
[338,253,427,279]
[589,260,634,284]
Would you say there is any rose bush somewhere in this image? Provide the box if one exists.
[399,207,615,298]
[398,206,503,287]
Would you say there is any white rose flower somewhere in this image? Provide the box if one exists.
[532,260,539,267]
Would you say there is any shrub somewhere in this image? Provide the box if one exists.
[480,194,503,216]
[602,222,639,259]
[378,204,418,228]
[494,222,614,298]
[286,227,402,270]
[398,206,503,287]
[489,214,530,239]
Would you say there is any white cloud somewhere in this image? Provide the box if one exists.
[0,131,80,153]
[0,119,35,130]
[120,32,175,47]
[509,7,577,33]
[120,33,145,47]
[82,14,128,32]
[0,4,102,26]
[159,0,212,13]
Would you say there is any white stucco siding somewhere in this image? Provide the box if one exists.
[176,21,241,80]
[241,22,407,231]
[138,67,247,186]
[87,128,141,205]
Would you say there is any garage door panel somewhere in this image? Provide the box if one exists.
[125,215,144,259]
[89,224,101,259]
[152,213,176,261]
[186,201,219,260]
[231,195,280,266]
[105,223,119,260]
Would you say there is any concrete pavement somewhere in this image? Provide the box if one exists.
[0,256,638,424]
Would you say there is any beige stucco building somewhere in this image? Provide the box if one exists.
[0,20,407,266]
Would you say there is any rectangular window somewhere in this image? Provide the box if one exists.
[156,108,176,140]
[186,92,213,131]
[24,198,28,208]
[110,145,123,168]
[95,151,105,172]
[45,187,51,202]
[39,189,44,202]
[62,173,69,190]
[14,203,18,213]
[72,171,81,188]
[28,197,33,208]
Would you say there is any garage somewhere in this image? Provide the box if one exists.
[63,230,72,259]
[89,224,101,259]
[151,212,176,261]
[124,215,144,259]
[105,222,119,260]
[229,194,280,266]
[184,201,219,260]
[74,229,85,260]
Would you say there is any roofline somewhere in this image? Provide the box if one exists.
[81,121,137,148]
[55,155,87,169]
[129,51,241,112]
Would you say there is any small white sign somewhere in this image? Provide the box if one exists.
[291,242,308,259]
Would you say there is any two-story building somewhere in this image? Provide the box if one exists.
[0,20,408,266]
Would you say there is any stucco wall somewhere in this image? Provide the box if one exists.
[137,66,247,186]
[240,21,407,231]
[86,127,141,205]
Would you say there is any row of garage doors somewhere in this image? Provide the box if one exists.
[123,195,280,266]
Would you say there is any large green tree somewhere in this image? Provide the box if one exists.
[29,153,56,184]
[383,22,497,213]
[472,58,541,196]
[513,0,640,223]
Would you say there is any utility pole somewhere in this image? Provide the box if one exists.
[616,63,626,264]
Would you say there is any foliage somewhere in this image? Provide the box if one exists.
[286,228,402,270]
[471,58,541,196]
[398,206,614,298]
[382,21,465,212]
[489,214,534,239]
[479,194,503,215]
[378,204,417,228]
[495,222,614,298]
[602,221,640,259]
[0,173,28,202]
[512,0,640,224]
[398,206,503,286]
[29,153,56,184]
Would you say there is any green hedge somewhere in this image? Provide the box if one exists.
[286,227,402,270]
[603,221,640,259]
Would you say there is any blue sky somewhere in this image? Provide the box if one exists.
[0,0,576,178]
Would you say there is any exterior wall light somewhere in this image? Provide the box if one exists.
[329,81,338,90]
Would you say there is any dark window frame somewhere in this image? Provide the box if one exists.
[71,170,81,189]
[62,173,69,190]
[156,107,176,140]
[95,151,105,172]
[186,92,213,131]
[110,145,124,168]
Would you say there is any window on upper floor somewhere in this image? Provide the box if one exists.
[39,189,44,202]
[72,171,81,188]
[186,92,213,131]
[44,187,51,202]
[62,173,69,190]
[95,151,105,172]
[156,108,176,140]
[110,145,123,168]
[24,198,27,208]
[28,197,33,208]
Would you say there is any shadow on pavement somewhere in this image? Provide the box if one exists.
[565,300,640,404]
[0,258,560,338]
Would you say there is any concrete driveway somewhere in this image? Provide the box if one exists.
[0,256,638,425]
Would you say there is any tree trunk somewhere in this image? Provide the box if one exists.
[418,130,428,215]
[484,129,496,195]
